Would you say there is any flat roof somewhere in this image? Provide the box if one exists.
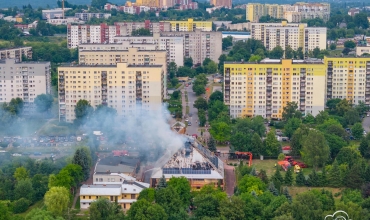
[222,31,250,35]
[0,47,32,51]
[224,58,324,65]
[59,63,163,68]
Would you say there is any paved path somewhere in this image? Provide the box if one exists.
[363,116,370,133]
[224,165,236,196]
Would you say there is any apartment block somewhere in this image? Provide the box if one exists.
[224,59,326,119]
[42,8,71,19]
[246,3,286,22]
[284,3,330,22]
[0,59,51,114]
[67,21,171,48]
[0,47,32,62]
[74,13,111,21]
[251,21,326,52]
[161,29,222,65]
[210,0,232,9]
[80,180,149,210]
[58,63,165,122]
[136,0,160,7]
[112,34,184,67]
[325,57,370,105]
[167,19,212,32]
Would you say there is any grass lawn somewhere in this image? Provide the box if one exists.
[287,186,343,200]
[328,49,343,57]
[252,159,277,177]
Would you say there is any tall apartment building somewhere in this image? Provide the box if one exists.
[0,47,32,62]
[58,63,165,122]
[246,3,286,22]
[112,34,184,67]
[210,0,232,9]
[250,21,326,52]
[167,19,212,32]
[0,59,51,114]
[161,29,222,65]
[74,13,111,21]
[284,2,330,22]
[325,57,370,105]
[136,0,160,7]
[224,58,326,119]
[67,21,171,48]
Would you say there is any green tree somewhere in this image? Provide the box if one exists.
[210,121,231,142]
[328,161,342,188]
[282,102,302,121]
[14,166,29,182]
[208,135,217,152]
[268,182,279,196]
[285,46,294,59]
[167,177,191,207]
[89,197,125,220]
[32,174,49,201]
[344,163,364,189]
[131,28,151,36]
[330,43,337,50]
[292,191,324,220]
[25,208,64,220]
[127,199,168,220]
[336,99,351,116]
[344,40,356,49]
[295,171,306,186]
[177,66,194,77]
[284,118,302,138]
[91,0,107,8]
[306,170,320,187]
[249,55,262,62]
[208,100,228,122]
[184,57,193,68]
[283,187,292,203]
[336,147,362,167]
[138,188,156,203]
[193,84,206,96]
[220,196,246,220]
[194,97,208,110]
[72,147,92,181]
[155,186,184,219]
[354,13,370,29]
[301,130,330,170]
[222,36,232,50]
[271,167,284,191]
[44,187,70,217]
[34,94,53,113]
[74,99,93,122]
[326,98,341,113]
[15,179,34,202]
[238,175,266,195]
[156,175,167,190]
[290,125,309,156]
[312,47,321,58]
[205,61,218,74]
[198,109,207,127]
[12,198,31,214]
[359,136,370,158]
[8,97,24,116]
[193,194,221,219]
[209,91,223,105]
[251,133,264,156]
[269,46,284,59]
[344,108,360,125]
[264,129,280,156]
[284,168,293,186]
[351,123,364,139]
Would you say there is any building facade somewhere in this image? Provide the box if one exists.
[58,63,165,122]
[0,59,51,114]
[161,30,222,65]
[224,59,326,119]
[210,0,232,9]
[284,2,330,22]
[246,3,285,22]
[325,57,370,106]
[250,21,327,52]
[0,47,32,62]
[42,8,71,19]
[167,19,212,32]
[80,180,149,210]
[74,13,111,21]
[224,57,370,119]
[112,34,184,67]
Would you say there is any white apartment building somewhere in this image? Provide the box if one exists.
[58,63,165,122]
[161,30,222,65]
[67,22,171,49]
[0,59,51,114]
[42,8,72,19]
[0,47,32,62]
[74,13,111,21]
[113,34,184,67]
[251,21,326,52]
[284,3,331,22]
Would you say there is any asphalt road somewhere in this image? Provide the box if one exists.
[363,115,370,133]
[184,84,200,136]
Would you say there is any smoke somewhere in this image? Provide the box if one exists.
[81,104,187,164]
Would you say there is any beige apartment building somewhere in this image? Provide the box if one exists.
[0,47,32,62]
[224,58,326,119]
[246,3,286,22]
[0,59,51,114]
[58,63,165,122]
[251,21,326,52]
[325,57,370,106]
[161,29,222,65]
[112,34,184,67]
[284,2,331,22]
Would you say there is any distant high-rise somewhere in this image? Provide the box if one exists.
[210,0,232,9]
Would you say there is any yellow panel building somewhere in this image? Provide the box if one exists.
[135,0,160,7]
[246,3,285,22]
[58,63,165,122]
[167,19,212,32]
[224,59,326,119]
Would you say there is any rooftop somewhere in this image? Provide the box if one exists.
[0,46,32,51]
[0,59,50,65]
[59,62,163,68]
[224,58,324,65]
[80,181,149,195]
[94,156,139,174]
